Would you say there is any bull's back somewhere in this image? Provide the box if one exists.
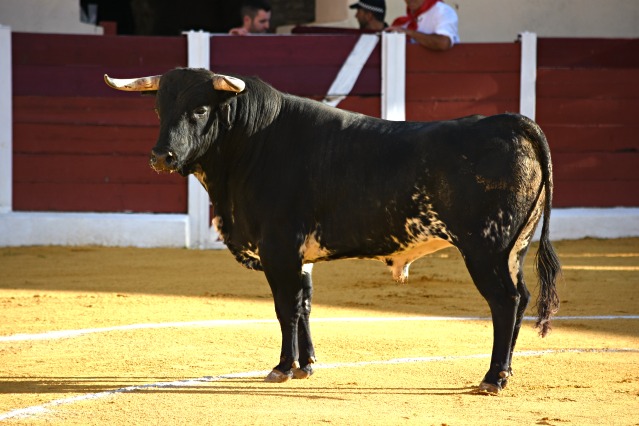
[306,113,546,258]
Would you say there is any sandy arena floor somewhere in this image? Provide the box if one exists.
[1,238,638,425]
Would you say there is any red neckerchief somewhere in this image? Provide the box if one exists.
[391,0,439,30]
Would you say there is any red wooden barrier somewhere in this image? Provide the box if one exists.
[12,33,188,213]
[11,33,639,213]
[536,38,639,207]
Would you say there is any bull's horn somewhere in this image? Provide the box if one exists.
[212,74,245,93]
[104,74,161,91]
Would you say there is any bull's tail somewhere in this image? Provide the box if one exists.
[528,119,562,337]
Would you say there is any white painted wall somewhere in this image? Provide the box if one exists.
[0,0,103,35]
[316,0,639,41]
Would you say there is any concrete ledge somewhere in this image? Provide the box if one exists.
[1,208,638,248]
[0,212,189,248]
[534,207,639,241]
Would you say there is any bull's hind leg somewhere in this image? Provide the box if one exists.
[463,255,521,393]
[502,264,531,388]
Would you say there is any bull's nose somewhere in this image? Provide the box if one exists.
[150,150,175,173]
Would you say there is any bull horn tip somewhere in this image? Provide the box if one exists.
[103,74,116,88]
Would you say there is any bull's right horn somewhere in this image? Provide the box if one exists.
[212,74,245,93]
[104,74,161,91]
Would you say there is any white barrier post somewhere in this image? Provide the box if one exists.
[0,26,12,214]
[519,31,537,120]
[381,32,405,121]
[186,30,213,249]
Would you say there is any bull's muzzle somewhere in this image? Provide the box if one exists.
[150,150,176,173]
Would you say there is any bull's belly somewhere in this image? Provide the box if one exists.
[300,232,453,283]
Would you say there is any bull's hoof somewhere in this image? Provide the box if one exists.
[292,365,314,379]
[477,381,501,395]
[264,369,293,383]
[477,369,510,394]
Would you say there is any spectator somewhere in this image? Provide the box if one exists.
[229,0,272,35]
[387,0,459,51]
[350,0,388,32]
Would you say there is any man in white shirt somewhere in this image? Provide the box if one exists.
[387,0,459,50]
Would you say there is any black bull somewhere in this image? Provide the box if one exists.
[105,68,561,393]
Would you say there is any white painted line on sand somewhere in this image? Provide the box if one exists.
[1,347,637,421]
[2,315,639,343]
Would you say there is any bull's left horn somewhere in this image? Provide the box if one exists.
[212,74,245,93]
[104,74,161,91]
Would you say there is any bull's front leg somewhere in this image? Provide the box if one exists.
[261,248,314,383]
[293,264,316,379]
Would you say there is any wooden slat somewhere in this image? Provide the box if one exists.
[14,123,157,155]
[12,33,186,97]
[406,72,519,101]
[13,153,181,184]
[14,96,158,126]
[12,33,186,68]
[537,68,639,99]
[538,38,639,69]
[543,125,639,153]
[406,43,520,72]
[210,35,380,67]
[13,182,187,213]
[14,65,176,97]
[553,152,639,181]
[553,180,639,208]
[536,98,638,126]
[406,100,519,122]
[338,96,381,118]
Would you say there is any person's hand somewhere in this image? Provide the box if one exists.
[229,27,249,36]
[385,26,408,34]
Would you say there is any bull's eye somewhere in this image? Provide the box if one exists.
[193,106,209,118]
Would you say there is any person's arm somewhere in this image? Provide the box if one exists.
[385,26,453,51]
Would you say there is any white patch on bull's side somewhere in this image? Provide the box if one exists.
[482,209,513,243]
[508,188,546,287]
[302,263,314,275]
[300,231,331,262]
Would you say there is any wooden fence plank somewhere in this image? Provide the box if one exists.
[538,68,639,99]
[13,182,187,213]
[543,125,639,153]
[13,154,180,184]
[14,123,157,155]
[14,96,158,126]
[553,152,639,181]
[536,98,638,126]
[12,33,187,68]
[406,72,519,101]
[538,38,639,69]
[406,100,519,121]
[406,43,520,72]
[553,180,639,208]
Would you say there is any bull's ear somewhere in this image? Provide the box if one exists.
[212,74,245,93]
[104,74,161,92]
